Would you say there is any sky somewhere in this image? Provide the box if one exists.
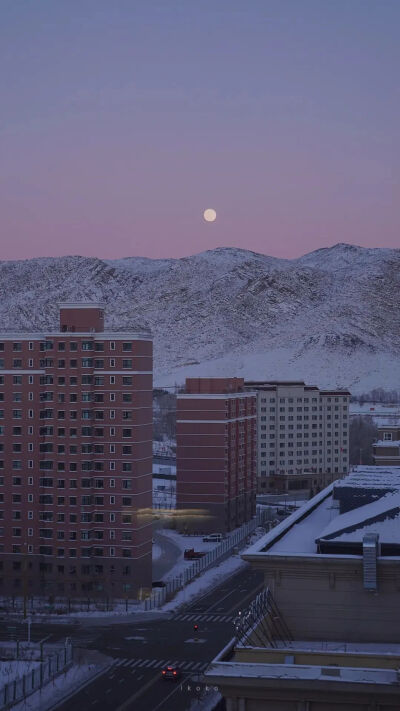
[1,0,399,261]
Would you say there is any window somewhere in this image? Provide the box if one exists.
[122,359,132,368]
[123,342,132,352]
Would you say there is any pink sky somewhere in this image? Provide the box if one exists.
[1,1,399,261]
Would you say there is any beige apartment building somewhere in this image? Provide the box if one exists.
[244,381,350,495]
[206,465,400,709]
[373,423,400,466]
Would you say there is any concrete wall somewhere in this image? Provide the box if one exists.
[252,555,400,643]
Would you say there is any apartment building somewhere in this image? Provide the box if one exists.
[176,378,257,533]
[373,423,400,466]
[0,303,153,598]
[244,381,350,495]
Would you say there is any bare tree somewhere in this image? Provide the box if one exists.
[349,415,379,465]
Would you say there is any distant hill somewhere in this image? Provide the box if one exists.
[0,242,399,394]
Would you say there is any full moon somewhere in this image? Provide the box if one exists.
[203,208,217,222]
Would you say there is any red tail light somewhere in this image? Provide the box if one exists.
[173,671,177,676]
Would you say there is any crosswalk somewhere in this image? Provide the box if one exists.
[109,657,209,673]
[172,613,235,623]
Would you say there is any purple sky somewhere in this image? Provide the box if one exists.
[1,0,399,261]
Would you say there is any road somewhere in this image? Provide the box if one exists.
[0,565,264,711]
[152,530,182,580]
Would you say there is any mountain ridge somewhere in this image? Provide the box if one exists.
[0,243,399,393]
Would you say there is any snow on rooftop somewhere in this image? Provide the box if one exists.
[335,466,400,489]
[374,440,400,447]
[275,640,400,655]
[243,469,400,559]
[206,661,397,685]
[268,496,339,554]
[318,490,400,543]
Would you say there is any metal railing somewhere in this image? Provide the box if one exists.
[234,587,292,648]
[144,512,267,610]
[0,644,73,710]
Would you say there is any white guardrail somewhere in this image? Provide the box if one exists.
[144,513,267,611]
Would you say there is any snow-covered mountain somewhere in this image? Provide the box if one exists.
[0,243,399,394]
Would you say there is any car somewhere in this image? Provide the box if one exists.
[202,533,223,542]
[161,665,181,681]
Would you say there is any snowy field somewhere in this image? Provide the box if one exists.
[0,660,40,686]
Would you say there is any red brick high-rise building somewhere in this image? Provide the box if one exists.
[0,303,153,598]
[176,378,257,533]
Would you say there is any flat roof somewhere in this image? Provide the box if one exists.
[243,467,400,559]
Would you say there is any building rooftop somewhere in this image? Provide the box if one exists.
[243,466,400,559]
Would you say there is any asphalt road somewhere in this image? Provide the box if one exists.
[152,530,182,580]
[0,565,264,711]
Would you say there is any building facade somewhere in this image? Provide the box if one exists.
[176,378,257,533]
[373,424,400,466]
[244,381,350,494]
[0,303,153,598]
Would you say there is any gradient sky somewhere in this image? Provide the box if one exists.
[1,0,399,260]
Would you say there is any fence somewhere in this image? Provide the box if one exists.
[144,513,267,610]
[0,644,73,710]
[0,596,142,616]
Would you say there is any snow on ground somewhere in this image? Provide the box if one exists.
[157,530,221,581]
[153,464,176,476]
[152,543,163,561]
[161,556,247,612]
[12,661,109,711]
[153,477,176,508]
[161,529,221,554]
[159,529,265,612]
[0,660,40,685]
